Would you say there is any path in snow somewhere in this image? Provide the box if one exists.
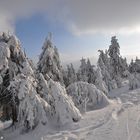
[41,103,140,140]
[42,102,120,140]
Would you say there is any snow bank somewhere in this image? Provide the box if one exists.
[67,81,110,113]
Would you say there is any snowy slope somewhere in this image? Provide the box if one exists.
[3,81,140,140]
[42,84,140,140]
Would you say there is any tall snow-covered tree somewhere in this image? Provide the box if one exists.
[62,69,69,87]
[64,63,77,86]
[0,33,49,130]
[48,79,81,125]
[98,50,110,69]
[108,36,121,78]
[0,33,24,122]
[98,50,114,91]
[95,66,108,95]
[129,59,135,73]
[77,58,88,82]
[129,57,140,73]
[86,59,96,84]
[126,71,140,90]
[9,74,49,130]
[121,57,128,72]
[37,33,63,84]
[77,58,96,84]
[108,36,128,78]
[108,36,127,87]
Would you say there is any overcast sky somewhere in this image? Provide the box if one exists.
[0,0,140,64]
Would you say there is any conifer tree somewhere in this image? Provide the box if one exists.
[108,36,121,78]
[98,50,113,91]
[66,63,77,86]
[77,58,88,82]
[38,33,63,83]
[0,33,49,130]
[95,66,108,95]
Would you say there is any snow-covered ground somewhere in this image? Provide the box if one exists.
[1,80,140,140]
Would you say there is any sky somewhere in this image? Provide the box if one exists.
[0,0,140,65]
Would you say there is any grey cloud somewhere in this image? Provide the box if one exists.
[0,0,51,32]
[0,0,140,34]
[58,0,140,34]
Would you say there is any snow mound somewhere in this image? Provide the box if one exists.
[48,79,81,125]
[67,81,110,113]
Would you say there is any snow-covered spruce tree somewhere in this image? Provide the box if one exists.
[120,57,128,75]
[8,74,49,130]
[37,73,81,125]
[37,34,81,125]
[95,66,108,95]
[86,59,96,84]
[0,33,49,130]
[37,33,63,84]
[129,59,135,73]
[77,58,96,84]
[0,33,21,122]
[48,79,81,125]
[62,69,69,87]
[129,57,140,73]
[77,58,88,82]
[98,50,110,69]
[98,50,114,91]
[67,81,110,113]
[127,71,140,90]
[108,36,120,77]
[37,73,49,101]
[64,63,77,87]
[108,36,128,77]
[108,36,125,87]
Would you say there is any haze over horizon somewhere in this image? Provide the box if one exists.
[0,0,140,65]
